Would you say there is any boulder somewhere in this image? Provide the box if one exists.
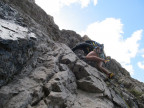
[0,1,144,108]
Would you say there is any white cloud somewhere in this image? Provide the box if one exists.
[124,64,134,75]
[139,49,144,54]
[94,0,98,5]
[137,54,144,70]
[35,0,98,30]
[78,0,98,8]
[138,62,144,69]
[35,0,98,16]
[80,18,143,75]
[35,0,61,15]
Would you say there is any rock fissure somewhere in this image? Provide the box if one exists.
[0,0,144,108]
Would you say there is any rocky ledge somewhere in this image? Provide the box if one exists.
[0,0,144,108]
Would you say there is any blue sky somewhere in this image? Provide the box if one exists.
[35,0,144,82]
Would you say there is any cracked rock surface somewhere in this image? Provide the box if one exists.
[0,0,144,108]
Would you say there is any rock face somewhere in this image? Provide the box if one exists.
[0,0,144,108]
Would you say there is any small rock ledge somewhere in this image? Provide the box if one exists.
[0,1,144,108]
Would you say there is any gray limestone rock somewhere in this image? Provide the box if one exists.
[77,76,104,93]
[0,1,144,108]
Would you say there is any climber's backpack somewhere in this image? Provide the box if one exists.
[85,40,104,53]
[72,40,104,56]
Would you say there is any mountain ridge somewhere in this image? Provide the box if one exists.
[0,0,144,108]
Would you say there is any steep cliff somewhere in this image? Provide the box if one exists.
[0,0,144,108]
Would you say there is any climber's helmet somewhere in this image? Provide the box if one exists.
[94,44,104,53]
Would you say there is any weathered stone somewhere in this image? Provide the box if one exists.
[119,77,133,88]
[0,17,36,87]
[48,91,67,102]
[103,83,112,99]
[140,94,144,101]
[59,29,84,48]
[31,86,44,106]
[133,86,143,93]
[0,77,39,107]
[32,100,47,108]
[77,76,104,93]
[73,60,94,80]
[60,52,78,66]
[71,90,114,108]
[0,1,144,108]
[30,67,48,83]
[4,91,32,108]
[110,88,128,108]
[30,66,55,83]
[28,0,35,3]
[44,69,77,98]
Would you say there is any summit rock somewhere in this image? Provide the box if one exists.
[0,0,144,108]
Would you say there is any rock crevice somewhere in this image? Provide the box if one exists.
[0,1,144,108]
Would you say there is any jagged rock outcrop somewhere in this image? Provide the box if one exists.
[0,0,144,108]
[59,29,84,48]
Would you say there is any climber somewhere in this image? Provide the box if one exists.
[86,46,114,78]
[72,40,114,78]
